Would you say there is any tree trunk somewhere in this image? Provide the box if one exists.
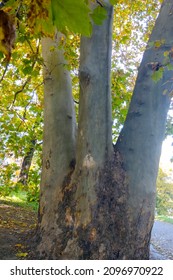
[114,0,171,258]
[37,33,76,257]
[53,2,114,259]
[18,139,36,186]
[37,0,172,259]
[37,2,114,259]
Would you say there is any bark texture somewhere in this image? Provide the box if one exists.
[53,3,114,259]
[115,0,172,258]
[37,34,76,257]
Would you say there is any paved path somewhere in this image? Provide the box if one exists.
[150,220,173,260]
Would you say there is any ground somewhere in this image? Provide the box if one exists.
[0,199,37,259]
[0,198,172,260]
[150,220,173,260]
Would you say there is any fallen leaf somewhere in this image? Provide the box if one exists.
[16,252,28,257]
[15,244,23,248]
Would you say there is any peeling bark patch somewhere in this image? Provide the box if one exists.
[37,147,154,259]
[64,160,149,258]
[37,163,77,259]
[61,238,83,259]
[89,228,97,242]
[65,207,74,226]
[54,153,129,259]
[45,159,50,169]
[54,152,130,259]
[98,244,106,259]
[83,154,96,168]
[50,167,77,258]
[49,150,52,158]
[94,155,129,258]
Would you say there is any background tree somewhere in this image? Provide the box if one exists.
[156,168,173,215]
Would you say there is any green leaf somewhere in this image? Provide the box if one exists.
[0,51,4,60]
[152,68,163,83]
[162,89,168,95]
[148,41,154,48]
[121,35,129,44]
[22,66,33,75]
[91,6,107,25]
[167,63,173,71]
[110,0,119,4]
[163,56,170,65]
[3,0,16,7]
[51,0,92,36]
[164,51,169,57]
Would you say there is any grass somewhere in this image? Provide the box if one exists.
[156,215,173,224]
[1,190,173,224]
[0,190,39,212]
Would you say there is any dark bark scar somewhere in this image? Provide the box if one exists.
[45,159,50,169]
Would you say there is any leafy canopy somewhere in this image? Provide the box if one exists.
[0,0,164,202]
[26,0,116,37]
[51,0,91,36]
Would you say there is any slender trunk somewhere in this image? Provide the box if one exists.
[37,33,76,257]
[72,1,113,228]
[18,139,36,186]
[114,0,171,258]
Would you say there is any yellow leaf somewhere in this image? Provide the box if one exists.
[154,39,165,48]
[21,222,27,227]
[16,252,28,257]
[15,244,23,247]
[164,51,169,57]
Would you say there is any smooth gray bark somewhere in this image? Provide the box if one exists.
[77,5,113,167]
[70,2,114,229]
[37,34,76,256]
[115,0,172,258]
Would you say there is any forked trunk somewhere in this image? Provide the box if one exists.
[37,0,171,259]
[37,2,114,259]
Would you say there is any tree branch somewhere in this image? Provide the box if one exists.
[0,63,9,83]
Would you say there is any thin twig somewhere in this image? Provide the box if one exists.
[96,0,104,7]
[0,62,9,83]
[73,99,79,104]
[9,77,31,108]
